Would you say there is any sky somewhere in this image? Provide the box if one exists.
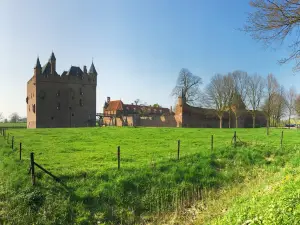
[0,0,298,119]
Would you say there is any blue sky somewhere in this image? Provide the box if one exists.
[0,0,297,119]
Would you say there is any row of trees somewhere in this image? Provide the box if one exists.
[172,68,300,131]
[0,112,23,123]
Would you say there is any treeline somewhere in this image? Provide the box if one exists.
[0,112,26,123]
[172,68,300,130]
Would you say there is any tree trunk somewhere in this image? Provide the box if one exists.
[228,110,231,128]
[235,116,239,128]
[219,116,223,128]
[267,117,270,136]
[289,116,291,129]
[252,114,256,128]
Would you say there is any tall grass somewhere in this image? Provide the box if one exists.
[0,127,299,224]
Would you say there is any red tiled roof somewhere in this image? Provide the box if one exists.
[105,100,124,111]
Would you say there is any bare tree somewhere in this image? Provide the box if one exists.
[243,0,300,72]
[246,74,265,128]
[223,73,235,128]
[295,95,300,117]
[271,86,286,127]
[285,86,297,128]
[9,112,20,123]
[263,74,280,135]
[231,70,249,128]
[205,74,229,128]
[134,99,141,105]
[171,68,202,106]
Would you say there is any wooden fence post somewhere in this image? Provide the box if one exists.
[30,152,35,185]
[234,131,237,148]
[19,143,22,160]
[177,140,180,160]
[11,136,14,150]
[281,130,284,149]
[211,135,213,152]
[117,146,120,170]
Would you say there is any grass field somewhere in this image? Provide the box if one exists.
[0,122,26,128]
[1,127,300,224]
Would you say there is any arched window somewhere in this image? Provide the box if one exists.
[33,104,36,113]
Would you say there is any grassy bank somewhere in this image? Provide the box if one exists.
[0,127,299,224]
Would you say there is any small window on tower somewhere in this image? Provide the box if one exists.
[51,117,54,120]
[80,88,84,96]
[79,99,83,106]
[56,90,60,97]
[26,97,28,104]
[72,113,74,117]
[33,104,36,113]
[29,105,30,112]
[57,103,61,110]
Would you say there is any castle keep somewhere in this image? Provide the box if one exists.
[26,52,97,128]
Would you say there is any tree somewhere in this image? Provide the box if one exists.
[223,73,235,128]
[205,74,229,128]
[153,103,161,108]
[262,74,280,135]
[246,74,265,128]
[295,95,300,117]
[271,86,286,127]
[134,99,141,105]
[171,68,202,106]
[9,112,20,123]
[244,0,300,71]
[231,70,249,128]
[285,86,297,128]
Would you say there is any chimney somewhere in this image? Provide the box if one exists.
[107,97,110,103]
[83,65,87,73]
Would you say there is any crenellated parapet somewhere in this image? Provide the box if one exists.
[35,72,97,85]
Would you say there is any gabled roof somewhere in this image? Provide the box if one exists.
[42,62,51,74]
[105,100,124,111]
[67,66,83,76]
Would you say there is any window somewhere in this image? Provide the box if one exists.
[79,99,83,106]
[33,104,36,113]
[80,88,84,96]
[29,105,30,112]
[56,90,60,97]
[57,103,61,110]
[26,97,28,104]
[72,113,74,117]
[51,117,54,120]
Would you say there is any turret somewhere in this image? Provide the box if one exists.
[49,51,56,75]
[34,57,41,76]
[88,61,98,76]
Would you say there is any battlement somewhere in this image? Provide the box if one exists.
[35,73,97,85]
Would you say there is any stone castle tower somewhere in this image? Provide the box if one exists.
[26,52,97,128]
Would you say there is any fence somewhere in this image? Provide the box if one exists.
[0,127,286,187]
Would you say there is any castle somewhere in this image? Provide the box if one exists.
[101,92,267,128]
[26,52,97,128]
[26,53,266,129]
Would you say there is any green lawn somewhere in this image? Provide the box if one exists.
[0,122,26,128]
[1,127,300,224]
